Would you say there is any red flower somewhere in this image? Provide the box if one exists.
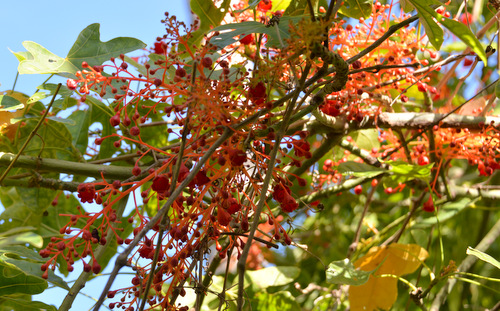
[77,183,96,204]
[153,41,165,54]
[258,0,272,12]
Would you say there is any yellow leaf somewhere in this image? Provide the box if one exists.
[349,243,428,311]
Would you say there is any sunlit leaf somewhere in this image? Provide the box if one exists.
[0,95,24,111]
[466,247,500,270]
[326,258,372,285]
[338,161,385,178]
[189,0,231,46]
[252,291,301,310]
[245,266,300,289]
[349,243,428,311]
[338,0,373,19]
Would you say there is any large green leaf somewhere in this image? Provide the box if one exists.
[0,229,43,248]
[407,0,487,63]
[0,295,56,311]
[0,264,47,296]
[0,246,69,290]
[67,23,146,70]
[14,24,145,77]
[338,0,373,19]
[211,16,307,50]
[189,0,231,46]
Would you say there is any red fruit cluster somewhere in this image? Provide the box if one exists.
[228,148,247,166]
[321,100,342,117]
[477,160,500,176]
[247,81,267,105]
[77,183,96,204]
[152,175,170,194]
[153,41,166,54]
[293,140,311,158]
[273,183,298,213]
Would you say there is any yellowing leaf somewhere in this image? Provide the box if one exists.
[349,243,428,311]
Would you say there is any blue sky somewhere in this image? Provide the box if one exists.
[0,1,191,94]
[1,1,191,309]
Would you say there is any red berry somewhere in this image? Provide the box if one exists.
[154,78,162,87]
[417,83,427,92]
[354,185,363,195]
[201,57,213,68]
[247,81,267,105]
[112,180,121,189]
[352,60,362,69]
[175,67,186,77]
[132,166,141,176]
[153,41,165,54]
[152,175,170,193]
[122,115,131,126]
[130,126,140,136]
[423,196,435,212]
[385,187,393,194]
[110,114,120,127]
[217,207,232,226]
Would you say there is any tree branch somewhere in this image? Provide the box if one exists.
[0,152,140,180]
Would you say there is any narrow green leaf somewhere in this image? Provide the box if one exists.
[0,95,24,111]
[407,0,487,63]
[66,109,91,155]
[338,0,373,19]
[0,232,43,248]
[418,12,444,50]
[466,247,500,270]
[326,258,372,285]
[338,161,385,178]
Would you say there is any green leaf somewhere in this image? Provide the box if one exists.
[385,160,433,182]
[326,258,372,285]
[189,0,231,47]
[0,264,47,296]
[0,295,56,311]
[14,41,79,77]
[211,16,307,50]
[66,23,146,70]
[86,96,118,159]
[418,11,444,50]
[0,231,43,248]
[66,109,91,155]
[245,266,300,289]
[338,161,385,178]
[407,0,487,63]
[466,247,500,270]
[0,246,69,290]
[252,291,301,310]
[0,95,24,111]
[13,24,146,77]
[350,129,380,152]
[273,0,293,12]
[338,0,373,19]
